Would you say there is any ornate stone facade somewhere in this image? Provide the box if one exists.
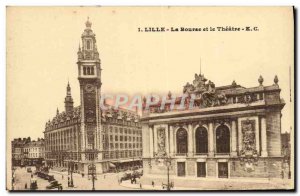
[141,73,285,184]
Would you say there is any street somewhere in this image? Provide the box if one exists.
[12,166,293,191]
[13,167,50,190]
[12,166,134,191]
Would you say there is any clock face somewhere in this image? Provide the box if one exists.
[85,84,94,92]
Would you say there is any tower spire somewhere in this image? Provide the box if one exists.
[80,17,99,61]
[65,81,74,113]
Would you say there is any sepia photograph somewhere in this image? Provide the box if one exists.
[6,6,294,191]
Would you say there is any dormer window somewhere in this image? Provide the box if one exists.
[86,40,91,50]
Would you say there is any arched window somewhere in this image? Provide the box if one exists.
[195,126,208,154]
[83,67,86,75]
[216,124,230,153]
[87,67,90,75]
[176,128,188,154]
[86,40,91,50]
[91,67,94,75]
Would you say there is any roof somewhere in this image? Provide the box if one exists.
[46,103,141,129]
[46,106,81,128]
[101,104,140,123]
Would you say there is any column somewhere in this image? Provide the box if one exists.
[188,124,193,157]
[208,122,214,157]
[231,120,237,157]
[165,125,170,155]
[261,117,268,157]
[149,126,154,158]
[238,118,242,154]
[255,117,260,154]
[169,125,174,156]
[153,126,157,156]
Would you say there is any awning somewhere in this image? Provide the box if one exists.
[111,158,142,163]
[111,159,132,163]
[109,163,116,168]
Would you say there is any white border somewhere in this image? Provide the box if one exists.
[1,1,298,196]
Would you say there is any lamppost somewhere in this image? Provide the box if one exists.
[86,147,99,191]
[88,163,97,191]
[68,160,74,187]
[156,156,173,191]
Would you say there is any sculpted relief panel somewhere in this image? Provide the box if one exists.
[155,127,167,158]
[241,119,256,153]
[240,119,258,172]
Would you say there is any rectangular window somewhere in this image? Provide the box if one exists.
[218,162,229,178]
[197,162,206,177]
[177,162,186,177]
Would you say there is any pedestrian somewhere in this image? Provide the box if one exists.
[152,181,154,187]
[82,173,84,178]
[140,183,142,189]
[62,175,64,179]
[25,183,27,189]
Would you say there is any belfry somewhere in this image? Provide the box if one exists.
[44,19,143,175]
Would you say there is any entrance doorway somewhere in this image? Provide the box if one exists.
[177,162,186,177]
[197,162,206,177]
[218,162,228,178]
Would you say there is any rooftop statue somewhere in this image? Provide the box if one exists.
[183,73,227,107]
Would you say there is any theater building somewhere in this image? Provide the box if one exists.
[44,19,142,174]
[141,73,285,182]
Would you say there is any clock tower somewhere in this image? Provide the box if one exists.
[77,18,102,168]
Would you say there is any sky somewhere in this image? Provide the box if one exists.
[6,6,293,141]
